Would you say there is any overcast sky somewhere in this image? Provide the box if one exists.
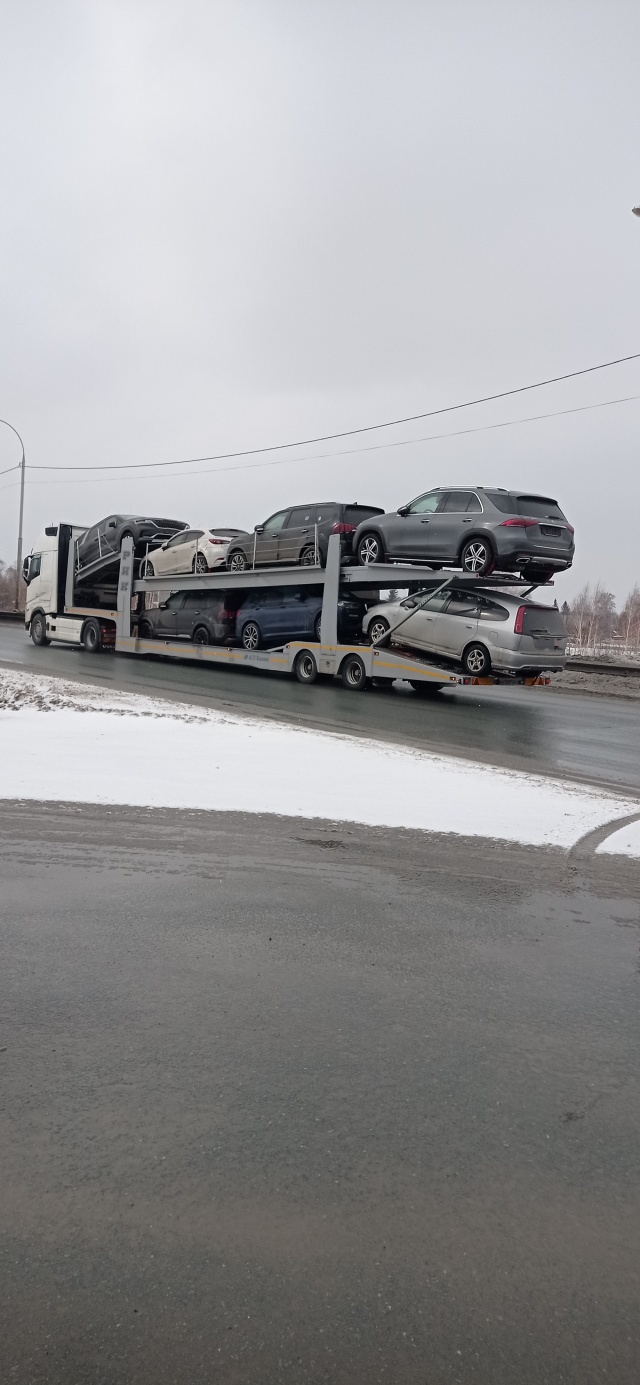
[1,0,639,601]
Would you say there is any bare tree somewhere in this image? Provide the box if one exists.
[619,585,640,644]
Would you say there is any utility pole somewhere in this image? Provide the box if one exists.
[0,418,26,609]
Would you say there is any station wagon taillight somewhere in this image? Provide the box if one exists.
[499,517,538,528]
[514,606,527,633]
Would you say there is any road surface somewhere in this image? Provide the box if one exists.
[1,621,639,792]
[1,802,639,1383]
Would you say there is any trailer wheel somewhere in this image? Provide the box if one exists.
[462,643,491,676]
[340,653,367,690]
[83,619,102,653]
[295,650,318,684]
[409,680,444,697]
[241,621,261,650]
[30,611,50,647]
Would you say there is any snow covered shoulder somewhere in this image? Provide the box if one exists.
[0,669,638,849]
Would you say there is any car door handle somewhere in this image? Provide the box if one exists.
[462,519,472,524]
[420,519,431,524]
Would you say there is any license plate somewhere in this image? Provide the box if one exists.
[540,525,562,537]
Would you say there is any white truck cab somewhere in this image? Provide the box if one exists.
[22,523,119,649]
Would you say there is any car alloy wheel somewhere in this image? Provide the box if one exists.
[138,620,153,640]
[357,534,383,565]
[228,551,247,572]
[314,614,323,641]
[193,626,210,644]
[368,617,389,644]
[140,558,154,578]
[194,553,208,574]
[300,546,317,566]
[462,643,491,676]
[241,621,261,651]
[460,539,494,575]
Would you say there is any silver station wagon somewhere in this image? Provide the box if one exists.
[363,586,567,677]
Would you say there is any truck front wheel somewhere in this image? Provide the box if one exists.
[30,612,50,646]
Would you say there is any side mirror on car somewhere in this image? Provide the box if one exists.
[254,524,265,534]
[159,601,168,610]
[397,505,410,517]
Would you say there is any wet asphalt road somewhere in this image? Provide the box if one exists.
[1,802,640,1384]
[1,622,639,792]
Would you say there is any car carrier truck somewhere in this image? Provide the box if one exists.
[21,523,552,693]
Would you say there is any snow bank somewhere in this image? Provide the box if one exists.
[596,820,640,858]
[0,670,637,847]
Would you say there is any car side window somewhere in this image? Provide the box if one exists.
[413,591,450,613]
[444,591,481,617]
[440,491,481,513]
[166,532,186,547]
[315,505,339,524]
[286,507,315,530]
[478,599,509,622]
[407,492,441,515]
[263,511,288,533]
[165,593,185,610]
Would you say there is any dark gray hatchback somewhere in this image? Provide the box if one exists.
[353,488,575,579]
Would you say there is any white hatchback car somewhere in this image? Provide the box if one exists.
[140,527,248,578]
[363,585,567,677]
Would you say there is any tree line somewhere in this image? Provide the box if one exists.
[562,584,640,651]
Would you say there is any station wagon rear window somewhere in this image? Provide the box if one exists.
[521,607,566,637]
[485,491,566,519]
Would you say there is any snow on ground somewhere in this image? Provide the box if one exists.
[0,670,638,848]
[596,820,640,858]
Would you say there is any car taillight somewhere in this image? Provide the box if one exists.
[207,537,226,545]
[499,518,538,528]
[566,524,575,534]
[514,606,527,633]
[331,522,356,534]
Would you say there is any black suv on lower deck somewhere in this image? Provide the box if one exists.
[225,502,384,571]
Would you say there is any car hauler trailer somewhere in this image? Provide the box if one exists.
[23,527,551,692]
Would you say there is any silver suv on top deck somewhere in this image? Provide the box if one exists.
[352,488,575,580]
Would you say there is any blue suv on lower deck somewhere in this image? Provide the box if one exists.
[235,590,363,649]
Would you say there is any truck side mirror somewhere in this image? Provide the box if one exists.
[22,557,31,583]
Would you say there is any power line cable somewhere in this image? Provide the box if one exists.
[25,350,640,473]
[10,390,639,490]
